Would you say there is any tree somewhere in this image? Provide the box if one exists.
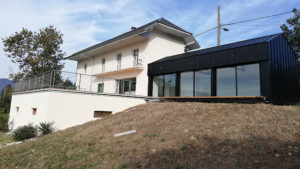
[2,26,65,82]
[0,84,12,114]
[280,8,300,75]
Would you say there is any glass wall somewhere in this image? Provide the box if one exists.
[217,67,236,96]
[217,63,260,96]
[180,72,194,96]
[195,69,211,96]
[237,64,260,96]
[152,75,164,97]
[164,74,176,97]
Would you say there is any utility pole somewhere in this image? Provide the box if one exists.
[217,6,221,46]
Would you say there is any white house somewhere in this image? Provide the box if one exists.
[8,18,199,130]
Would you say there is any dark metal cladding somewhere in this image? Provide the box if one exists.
[148,33,300,105]
[268,34,299,104]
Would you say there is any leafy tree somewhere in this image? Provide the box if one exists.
[280,8,300,75]
[2,26,65,82]
[0,84,12,114]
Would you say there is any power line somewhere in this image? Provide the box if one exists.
[194,10,293,37]
[223,11,292,26]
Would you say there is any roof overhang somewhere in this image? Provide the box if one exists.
[67,32,150,61]
[146,22,200,50]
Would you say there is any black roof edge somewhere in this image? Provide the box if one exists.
[151,33,283,64]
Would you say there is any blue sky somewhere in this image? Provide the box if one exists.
[0,0,299,78]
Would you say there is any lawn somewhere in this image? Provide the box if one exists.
[0,102,299,169]
[0,132,13,145]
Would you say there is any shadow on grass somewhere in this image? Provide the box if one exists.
[126,136,300,169]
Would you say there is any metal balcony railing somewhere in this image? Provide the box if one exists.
[13,70,117,93]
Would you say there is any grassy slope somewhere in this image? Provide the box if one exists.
[0,132,13,144]
[0,103,299,169]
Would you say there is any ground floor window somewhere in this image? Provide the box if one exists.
[180,72,193,96]
[217,63,260,96]
[116,78,136,95]
[153,76,164,97]
[195,69,211,96]
[97,83,104,93]
[152,74,176,97]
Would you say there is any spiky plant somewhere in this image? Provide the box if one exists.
[38,121,55,136]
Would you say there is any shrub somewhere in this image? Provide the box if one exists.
[38,121,55,136]
[0,113,9,132]
[13,124,37,141]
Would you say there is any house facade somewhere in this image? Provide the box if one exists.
[67,18,199,96]
[9,18,200,130]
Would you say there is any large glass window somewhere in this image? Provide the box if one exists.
[217,67,236,96]
[164,74,176,97]
[117,78,136,95]
[195,69,211,96]
[152,76,164,97]
[180,72,194,96]
[237,64,260,96]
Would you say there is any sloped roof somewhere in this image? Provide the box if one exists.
[66,18,192,60]
[153,33,282,63]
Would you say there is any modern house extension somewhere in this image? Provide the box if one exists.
[148,33,299,105]
[8,18,200,130]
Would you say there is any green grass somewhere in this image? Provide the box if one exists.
[0,103,299,169]
[0,132,13,144]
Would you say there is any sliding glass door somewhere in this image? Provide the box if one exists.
[117,78,136,95]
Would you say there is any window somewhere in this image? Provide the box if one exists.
[195,69,211,96]
[133,49,139,66]
[102,58,105,72]
[117,78,136,95]
[84,63,87,73]
[16,107,19,112]
[97,83,104,93]
[180,72,194,96]
[32,108,37,115]
[237,64,260,96]
[152,75,164,97]
[94,111,112,118]
[217,67,236,96]
[117,54,122,70]
[217,63,261,96]
[164,74,176,97]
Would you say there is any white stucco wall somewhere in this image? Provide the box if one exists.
[9,89,145,130]
[75,30,186,96]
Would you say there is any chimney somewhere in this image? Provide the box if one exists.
[131,27,136,31]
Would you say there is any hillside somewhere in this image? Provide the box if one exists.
[0,78,13,94]
[0,103,299,169]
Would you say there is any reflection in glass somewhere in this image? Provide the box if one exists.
[217,67,236,96]
[237,64,260,96]
[164,74,176,97]
[195,69,211,96]
[152,76,164,97]
[180,72,194,96]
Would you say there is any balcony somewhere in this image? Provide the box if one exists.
[94,58,143,78]
[13,70,117,94]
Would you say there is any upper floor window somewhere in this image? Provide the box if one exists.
[133,49,139,66]
[84,63,87,73]
[117,54,122,70]
[102,58,105,72]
